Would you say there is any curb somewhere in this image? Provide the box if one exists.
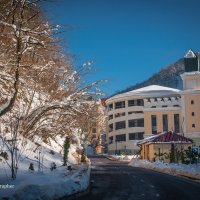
[131,165,200,182]
[57,164,91,200]
[104,156,119,161]
[103,155,131,163]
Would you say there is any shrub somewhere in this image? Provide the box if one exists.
[50,162,56,171]
[29,163,34,172]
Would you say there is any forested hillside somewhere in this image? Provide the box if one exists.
[113,53,200,96]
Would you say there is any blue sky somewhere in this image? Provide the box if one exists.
[45,0,200,96]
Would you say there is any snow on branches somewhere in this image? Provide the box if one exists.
[0,0,105,156]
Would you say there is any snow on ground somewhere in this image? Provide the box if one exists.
[107,154,139,161]
[13,164,90,200]
[129,158,200,180]
[0,134,90,200]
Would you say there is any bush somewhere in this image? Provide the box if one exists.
[63,136,70,166]
[81,153,86,163]
[29,163,34,172]
[0,151,9,161]
[184,146,198,164]
[49,150,55,155]
[50,162,56,171]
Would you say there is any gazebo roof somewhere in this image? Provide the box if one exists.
[137,131,193,146]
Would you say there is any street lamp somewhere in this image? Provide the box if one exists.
[124,145,127,155]
[115,139,118,155]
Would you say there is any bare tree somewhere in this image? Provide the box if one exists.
[0,0,106,180]
[0,0,71,116]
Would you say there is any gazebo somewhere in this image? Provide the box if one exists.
[137,131,193,162]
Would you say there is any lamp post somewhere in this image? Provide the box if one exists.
[115,139,118,155]
[124,145,127,155]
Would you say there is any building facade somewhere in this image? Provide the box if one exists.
[106,49,200,154]
[181,50,200,146]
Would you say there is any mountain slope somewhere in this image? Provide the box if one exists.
[113,52,200,96]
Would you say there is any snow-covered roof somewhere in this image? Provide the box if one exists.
[108,85,180,101]
[137,131,193,145]
[184,49,197,58]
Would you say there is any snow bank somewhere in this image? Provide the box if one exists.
[129,158,200,180]
[107,155,139,161]
[13,164,90,200]
[0,134,91,200]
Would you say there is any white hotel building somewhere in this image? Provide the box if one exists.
[106,85,181,154]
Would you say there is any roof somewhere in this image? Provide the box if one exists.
[108,85,180,101]
[100,98,107,107]
[184,49,197,58]
[137,131,193,146]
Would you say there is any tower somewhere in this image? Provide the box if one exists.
[181,49,200,90]
[181,49,200,145]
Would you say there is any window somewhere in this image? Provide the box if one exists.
[108,115,113,120]
[128,100,135,107]
[184,56,199,72]
[137,99,144,106]
[128,111,143,115]
[115,112,125,118]
[173,105,179,107]
[175,97,179,101]
[192,112,195,116]
[109,124,113,132]
[109,136,113,144]
[163,115,168,132]
[115,101,125,109]
[129,132,144,140]
[129,119,144,127]
[151,115,157,134]
[192,124,195,128]
[174,114,180,133]
[129,120,135,127]
[128,99,144,107]
[115,121,126,130]
[116,134,126,142]
[162,105,167,108]
[191,100,194,105]
[188,80,196,89]
[108,103,113,111]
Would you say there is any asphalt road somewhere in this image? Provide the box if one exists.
[75,155,200,200]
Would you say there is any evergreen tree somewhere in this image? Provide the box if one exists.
[185,146,198,164]
[29,163,34,172]
[170,143,175,163]
[63,136,70,166]
[50,162,56,171]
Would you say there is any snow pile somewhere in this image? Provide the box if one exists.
[130,158,200,179]
[13,164,90,200]
[0,135,90,200]
[108,155,139,161]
